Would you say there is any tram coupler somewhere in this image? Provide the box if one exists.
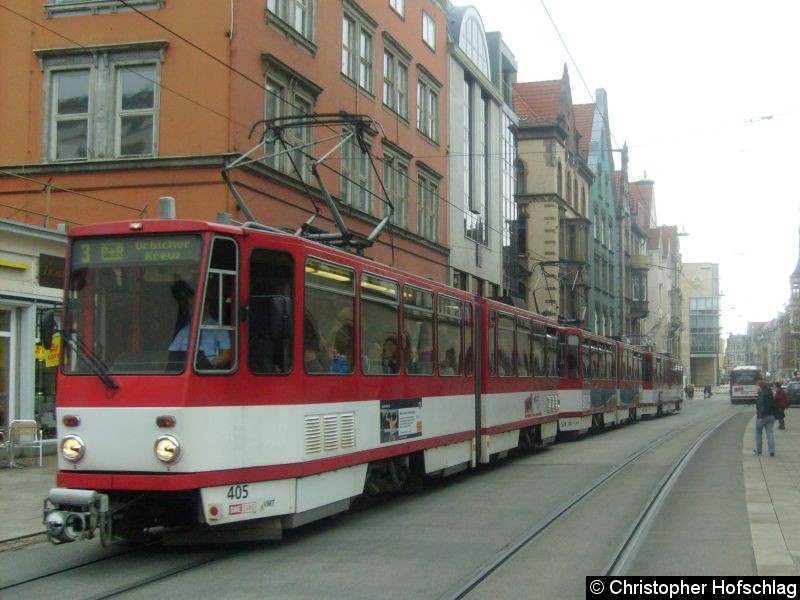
[43,487,110,544]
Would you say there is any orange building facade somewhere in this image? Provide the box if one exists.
[0,0,451,430]
[0,0,449,281]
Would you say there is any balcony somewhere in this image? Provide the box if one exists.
[630,254,649,271]
[630,298,649,319]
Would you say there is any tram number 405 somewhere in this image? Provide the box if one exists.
[227,484,249,500]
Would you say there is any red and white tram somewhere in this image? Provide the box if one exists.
[641,351,682,416]
[617,342,646,419]
[478,299,560,458]
[557,327,623,435]
[43,218,560,544]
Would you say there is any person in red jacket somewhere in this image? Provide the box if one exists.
[774,381,789,429]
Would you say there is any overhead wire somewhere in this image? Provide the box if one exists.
[538,0,660,210]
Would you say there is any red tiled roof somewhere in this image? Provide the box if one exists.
[513,80,562,125]
[629,180,653,225]
[647,228,661,251]
[573,103,595,159]
[613,171,623,202]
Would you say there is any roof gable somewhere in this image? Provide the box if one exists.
[573,103,595,159]
[513,79,563,125]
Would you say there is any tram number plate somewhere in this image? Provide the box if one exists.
[227,485,249,500]
[201,479,296,523]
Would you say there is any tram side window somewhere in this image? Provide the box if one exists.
[546,326,560,376]
[497,313,515,377]
[610,346,617,381]
[516,318,531,377]
[403,286,434,375]
[305,259,355,374]
[603,346,613,380]
[360,274,400,375]
[488,311,497,376]
[582,340,591,378]
[596,345,605,379]
[564,333,579,379]
[532,323,546,377]
[248,249,293,374]
[437,296,462,376]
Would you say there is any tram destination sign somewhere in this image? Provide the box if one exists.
[73,236,202,267]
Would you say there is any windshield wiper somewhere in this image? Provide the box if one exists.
[61,330,120,391]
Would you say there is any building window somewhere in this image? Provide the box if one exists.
[389,0,404,17]
[459,14,489,77]
[632,274,646,301]
[267,0,315,43]
[116,65,157,157]
[416,75,439,142]
[37,43,165,162]
[463,79,473,214]
[383,152,409,228]
[417,167,440,242]
[341,128,373,213]
[566,174,573,208]
[382,41,409,119]
[52,70,90,160]
[557,163,563,196]
[342,4,375,94]
[264,57,320,183]
[422,11,436,50]
[465,83,489,246]
[45,0,164,18]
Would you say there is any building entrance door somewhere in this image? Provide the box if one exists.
[0,308,13,427]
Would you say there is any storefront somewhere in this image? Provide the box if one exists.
[0,220,65,437]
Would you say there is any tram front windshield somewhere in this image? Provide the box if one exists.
[63,235,204,374]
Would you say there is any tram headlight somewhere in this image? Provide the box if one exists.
[154,435,181,464]
[61,434,85,463]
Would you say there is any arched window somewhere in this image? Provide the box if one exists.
[458,11,490,78]
[557,162,563,197]
[572,176,577,207]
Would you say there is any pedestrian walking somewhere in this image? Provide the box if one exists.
[774,381,789,429]
[755,379,777,456]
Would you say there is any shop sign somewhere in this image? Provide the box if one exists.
[39,254,65,289]
[35,333,61,367]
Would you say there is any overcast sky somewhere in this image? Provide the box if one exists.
[461,0,800,336]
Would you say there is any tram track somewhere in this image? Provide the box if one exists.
[603,412,738,575]
[82,550,240,600]
[442,409,740,599]
[0,536,241,599]
[0,540,160,593]
[1,403,746,599]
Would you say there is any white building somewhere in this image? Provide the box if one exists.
[0,220,65,435]
[446,5,518,298]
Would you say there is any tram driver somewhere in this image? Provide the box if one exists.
[168,283,231,369]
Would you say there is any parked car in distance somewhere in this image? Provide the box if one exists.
[786,381,800,406]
